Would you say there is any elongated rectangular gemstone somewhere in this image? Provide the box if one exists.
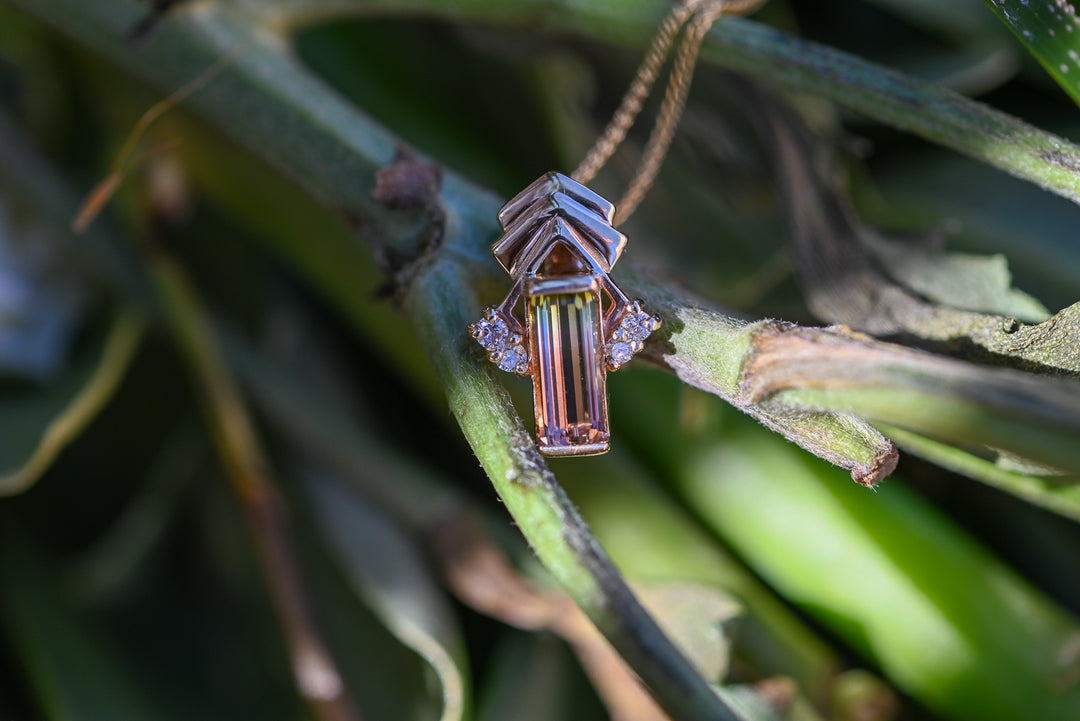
[527,275,609,456]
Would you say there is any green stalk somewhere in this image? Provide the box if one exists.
[407,255,743,721]
[247,0,1080,209]
[555,452,842,701]
[878,424,1080,524]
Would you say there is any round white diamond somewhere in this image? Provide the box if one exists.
[498,346,525,372]
[477,316,509,350]
[621,313,650,342]
[610,341,633,365]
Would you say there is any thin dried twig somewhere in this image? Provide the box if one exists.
[148,251,362,721]
[432,514,673,721]
[72,47,239,233]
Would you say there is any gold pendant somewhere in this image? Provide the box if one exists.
[469,172,659,457]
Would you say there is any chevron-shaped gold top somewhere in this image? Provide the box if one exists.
[492,172,626,277]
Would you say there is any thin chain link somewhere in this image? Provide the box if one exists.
[572,0,768,225]
[614,2,726,222]
[570,0,702,186]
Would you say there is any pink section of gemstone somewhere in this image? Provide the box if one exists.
[527,276,609,456]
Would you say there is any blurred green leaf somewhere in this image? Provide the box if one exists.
[299,465,469,721]
[0,310,142,495]
[669,409,1080,721]
[636,582,741,684]
[880,424,1080,523]
[0,530,157,721]
[983,0,1080,106]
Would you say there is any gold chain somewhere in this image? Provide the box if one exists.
[570,0,702,187]
[571,0,767,224]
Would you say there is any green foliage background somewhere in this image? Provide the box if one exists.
[1,1,1080,720]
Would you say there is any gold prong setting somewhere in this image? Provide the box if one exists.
[603,300,661,371]
[469,307,530,376]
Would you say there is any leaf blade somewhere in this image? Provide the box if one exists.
[668,412,1080,721]
[0,310,143,495]
[299,465,469,721]
[983,0,1080,106]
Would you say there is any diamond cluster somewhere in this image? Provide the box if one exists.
[469,307,530,375]
[471,301,660,375]
[603,300,661,371]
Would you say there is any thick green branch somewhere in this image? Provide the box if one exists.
[740,324,1080,474]
[252,0,1080,208]
[407,256,743,721]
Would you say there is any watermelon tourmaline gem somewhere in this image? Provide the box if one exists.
[527,275,609,456]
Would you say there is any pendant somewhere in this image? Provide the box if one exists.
[469,172,660,457]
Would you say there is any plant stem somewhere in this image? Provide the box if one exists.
[740,324,1080,474]
[0,311,144,495]
[880,424,1080,522]
[407,255,743,721]
[149,250,362,721]
[252,0,1080,209]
